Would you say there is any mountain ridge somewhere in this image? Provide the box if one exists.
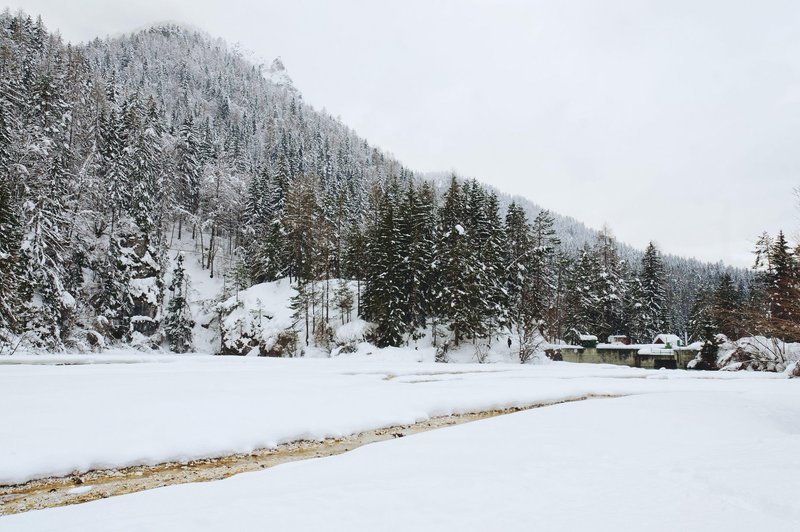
[0,11,750,351]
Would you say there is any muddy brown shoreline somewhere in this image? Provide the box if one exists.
[0,395,616,516]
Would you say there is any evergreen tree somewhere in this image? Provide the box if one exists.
[748,230,800,340]
[768,231,796,324]
[629,242,667,342]
[164,254,193,353]
[0,176,26,342]
[528,209,561,337]
[397,181,435,334]
[362,186,405,347]
[564,244,600,336]
[175,115,201,234]
[504,202,531,332]
[435,176,471,345]
[21,156,73,347]
[283,174,320,282]
[688,287,715,342]
[712,272,741,338]
[592,226,627,339]
[474,189,508,335]
[91,235,132,339]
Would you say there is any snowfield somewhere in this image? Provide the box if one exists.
[0,353,794,484]
[2,387,799,531]
[1,353,798,530]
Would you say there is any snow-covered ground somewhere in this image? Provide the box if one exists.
[0,352,794,487]
[2,384,798,531]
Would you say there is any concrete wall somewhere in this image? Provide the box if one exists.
[559,347,638,367]
[558,347,700,369]
[673,348,699,368]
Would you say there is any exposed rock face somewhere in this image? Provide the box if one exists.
[218,327,298,357]
[120,233,163,339]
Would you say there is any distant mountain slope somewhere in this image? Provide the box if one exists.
[84,24,412,217]
[0,13,748,351]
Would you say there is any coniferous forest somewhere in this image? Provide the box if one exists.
[1,12,797,357]
[4,5,800,530]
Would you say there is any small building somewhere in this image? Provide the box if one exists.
[566,330,598,348]
[653,334,682,348]
[607,335,630,345]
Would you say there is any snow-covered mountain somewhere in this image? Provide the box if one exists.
[0,13,748,352]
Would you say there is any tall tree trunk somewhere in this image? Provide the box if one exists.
[208,224,216,277]
[199,227,205,270]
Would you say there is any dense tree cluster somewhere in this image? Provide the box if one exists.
[0,12,755,354]
[327,177,728,348]
[0,13,403,349]
[690,230,800,344]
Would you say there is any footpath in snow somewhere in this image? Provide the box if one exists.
[2,390,799,531]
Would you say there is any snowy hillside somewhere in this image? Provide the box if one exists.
[0,11,782,365]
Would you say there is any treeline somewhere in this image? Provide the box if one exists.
[691,230,800,344]
[0,12,405,350]
[259,173,693,350]
[0,11,757,354]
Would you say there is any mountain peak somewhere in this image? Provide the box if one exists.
[267,56,293,88]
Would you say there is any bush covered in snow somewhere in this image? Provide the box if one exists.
[216,281,297,357]
[717,336,797,372]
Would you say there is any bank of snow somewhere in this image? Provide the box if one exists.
[3,391,799,531]
[0,355,792,486]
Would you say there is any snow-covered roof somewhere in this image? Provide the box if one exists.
[653,334,681,345]
[579,334,598,341]
[638,347,676,356]
[596,343,639,350]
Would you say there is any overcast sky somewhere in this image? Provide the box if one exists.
[11,0,800,266]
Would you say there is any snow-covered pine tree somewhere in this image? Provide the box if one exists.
[175,115,201,239]
[592,226,627,340]
[504,201,532,333]
[688,286,715,342]
[164,253,193,352]
[436,176,472,345]
[768,231,796,324]
[564,244,601,337]
[629,242,668,342]
[362,184,406,347]
[397,180,435,335]
[283,174,320,283]
[0,175,26,344]
[245,166,287,283]
[746,230,800,341]
[0,81,27,344]
[21,155,73,348]
[712,272,742,338]
[474,189,508,336]
[528,209,561,336]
